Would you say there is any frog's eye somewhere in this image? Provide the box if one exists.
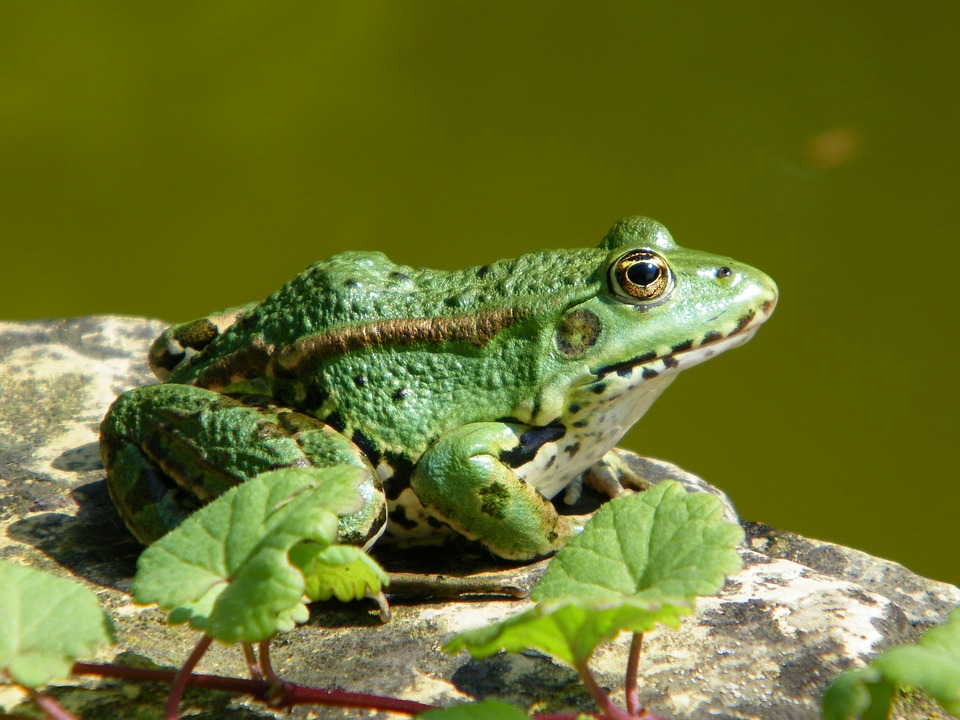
[609,249,673,304]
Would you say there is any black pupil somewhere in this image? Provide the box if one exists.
[627,260,661,286]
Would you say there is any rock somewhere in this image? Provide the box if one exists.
[1,316,957,719]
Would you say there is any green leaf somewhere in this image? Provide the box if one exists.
[132,466,365,644]
[447,481,742,668]
[416,698,531,719]
[821,668,880,720]
[822,607,960,719]
[0,561,115,687]
[445,592,690,668]
[291,543,389,602]
[533,480,744,603]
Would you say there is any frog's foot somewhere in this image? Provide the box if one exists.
[100,383,386,546]
[148,302,259,380]
[411,422,581,561]
[564,448,654,504]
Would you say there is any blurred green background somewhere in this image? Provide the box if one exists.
[2,3,957,583]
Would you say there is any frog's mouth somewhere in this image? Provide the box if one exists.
[590,301,774,385]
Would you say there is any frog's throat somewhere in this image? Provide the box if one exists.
[529,300,772,426]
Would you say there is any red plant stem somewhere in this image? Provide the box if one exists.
[165,634,213,720]
[240,643,262,681]
[69,661,619,718]
[27,690,77,720]
[573,659,633,720]
[257,640,276,681]
[270,682,435,713]
[625,632,643,716]
[71,661,436,715]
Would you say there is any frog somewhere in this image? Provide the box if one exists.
[100,216,777,561]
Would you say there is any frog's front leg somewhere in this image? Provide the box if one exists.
[411,422,582,561]
[100,383,385,547]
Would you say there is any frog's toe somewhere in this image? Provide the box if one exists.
[582,450,653,498]
[562,475,584,505]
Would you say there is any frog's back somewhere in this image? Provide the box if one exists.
[250,248,604,342]
[163,246,603,390]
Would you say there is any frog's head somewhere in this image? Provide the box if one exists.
[530,216,778,428]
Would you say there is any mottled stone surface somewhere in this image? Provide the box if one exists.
[1,317,957,719]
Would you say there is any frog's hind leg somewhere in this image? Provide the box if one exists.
[100,383,385,546]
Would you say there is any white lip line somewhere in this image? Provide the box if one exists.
[589,310,769,384]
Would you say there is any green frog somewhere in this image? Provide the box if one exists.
[100,217,777,561]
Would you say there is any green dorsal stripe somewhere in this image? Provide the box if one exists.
[276,307,528,371]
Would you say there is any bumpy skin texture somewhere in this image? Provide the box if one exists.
[100,217,778,560]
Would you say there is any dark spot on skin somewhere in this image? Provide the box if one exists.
[564,443,581,457]
[702,330,723,345]
[616,366,633,378]
[663,356,680,369]
[276,410,325,435]
[594,359,634,379]
[478,482,509,519]
[443,296,465,308]
[500,425,567,468]
[303,384,328,412]
[496,416,523,424]
[351,430,381,466]
[572,420,588,428]
[762,299,776,316]
[389,504,419,530]
[353,375,367,388]
[392,388,408,402]
[556,309,602,357]
[530,396,542,421]
[254,422,287,442]
[671,339,694,353]
[236,312,256,330]
[594,349,661,381]
[568,404,581,414]
[591,382,608,394]
[642,367,659,379]
[731,310,757,336]
[389,271,410,282]
[544,455,556,469]
[344,279,360,288]
[426,516,446,529]
[382,453,414,500]
[323,411,346,432]
[717,266,732,279]
[174,319,219,351]
[476,265,490,278]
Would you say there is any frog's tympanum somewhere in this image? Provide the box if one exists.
[101,217,777,561]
